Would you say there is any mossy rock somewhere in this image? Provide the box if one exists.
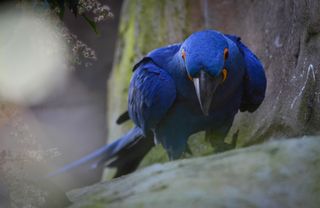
[68,136,320,208]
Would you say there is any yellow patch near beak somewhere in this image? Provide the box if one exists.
[222,68,228,82]
[182,49,186,61]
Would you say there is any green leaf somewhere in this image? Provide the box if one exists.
[82,14,100,35]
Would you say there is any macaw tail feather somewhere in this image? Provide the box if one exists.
[116,111,130,124]
[48,126,154,178]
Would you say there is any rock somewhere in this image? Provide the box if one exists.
[0,182,10,208]
[212,0,320,146]
[68,136,320,208]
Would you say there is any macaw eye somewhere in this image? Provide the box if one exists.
[182,49,186,61]
[224,48,229,60]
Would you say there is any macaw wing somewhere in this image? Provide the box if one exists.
[128,59,176,134]
[116,44,181,126]
[226,34,267,112]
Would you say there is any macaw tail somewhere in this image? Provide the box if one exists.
[116,111,130,124]
[48,126,154,178]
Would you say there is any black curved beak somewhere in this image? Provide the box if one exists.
[193,70,223,116]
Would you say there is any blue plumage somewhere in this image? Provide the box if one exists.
[49,30,266,178]
[128,61,176,135]
[225,34,266,112]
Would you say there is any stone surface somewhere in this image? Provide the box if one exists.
[212,0,320,146]
[68,137,320,208]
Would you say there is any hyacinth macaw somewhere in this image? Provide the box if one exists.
[49,30,266,178]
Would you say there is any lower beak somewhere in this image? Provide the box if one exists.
[193,70,222,116]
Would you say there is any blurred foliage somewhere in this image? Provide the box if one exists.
[46,0,97,33]
[20,0,113,34]
[46,0,80,18]
[0,1,113,206]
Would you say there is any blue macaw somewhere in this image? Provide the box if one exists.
[49,30,266,178]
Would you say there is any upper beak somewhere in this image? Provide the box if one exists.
[193,70,223,116]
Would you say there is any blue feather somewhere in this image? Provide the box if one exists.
[128,60,176,134]
[47,127,144,177]
[225,34,267,112]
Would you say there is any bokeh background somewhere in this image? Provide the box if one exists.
[1,0,320,207]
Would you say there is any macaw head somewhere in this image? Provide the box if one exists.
[181,30,229,115]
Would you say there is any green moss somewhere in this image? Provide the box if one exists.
[102,168,118,181]
[136,0,168,54]
[139,145,169,168]
[106,1,137,141]
[85,197,111,208]
[187,132,214,157]
[138,132,216,168]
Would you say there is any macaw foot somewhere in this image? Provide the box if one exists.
[213,130,239,153]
